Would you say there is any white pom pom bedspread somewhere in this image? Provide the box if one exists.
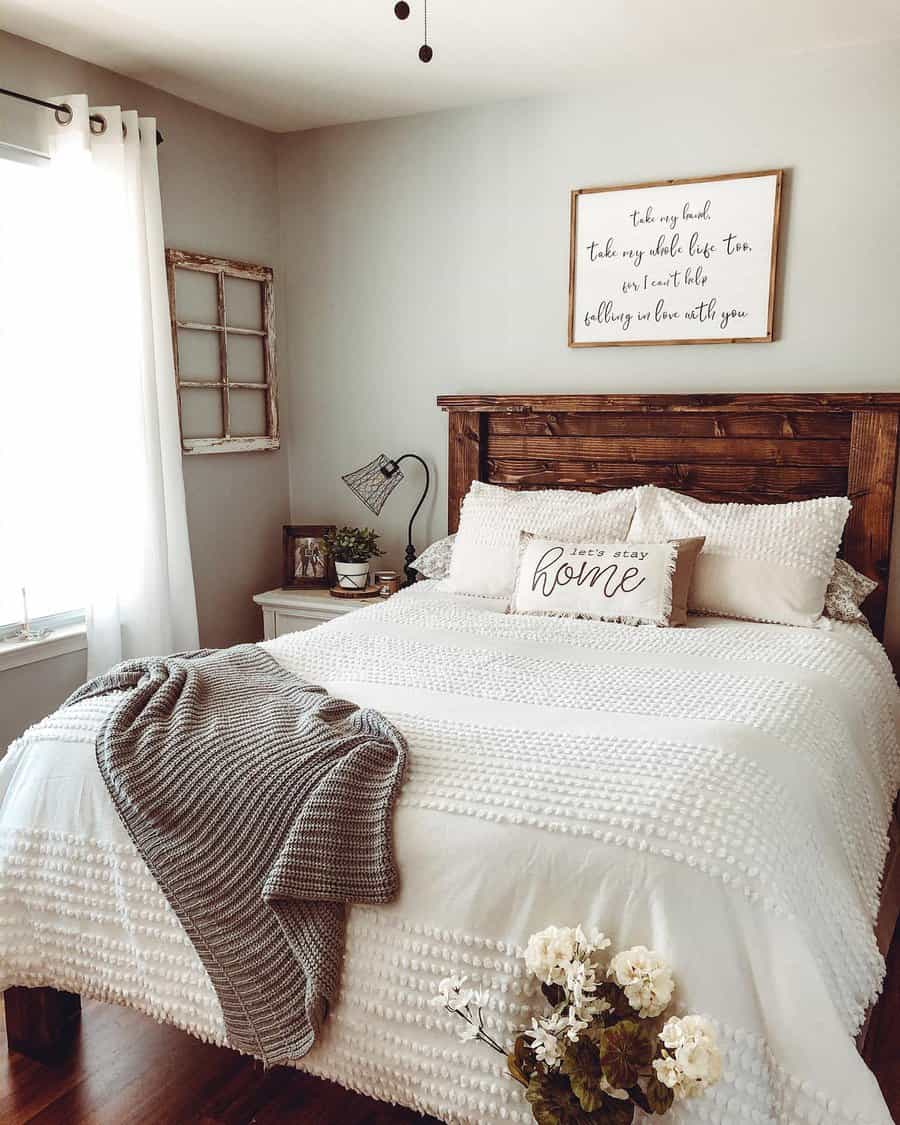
[2,582,898,1124]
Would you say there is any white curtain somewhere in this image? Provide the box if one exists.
[1,95,198,673]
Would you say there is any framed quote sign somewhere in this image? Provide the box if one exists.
[568,169,783,347]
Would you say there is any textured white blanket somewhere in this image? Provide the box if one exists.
[2,582,898,1124]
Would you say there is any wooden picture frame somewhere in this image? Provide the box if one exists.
[166,249,279,453]
[282,525,335,589]
[568,170,783,348]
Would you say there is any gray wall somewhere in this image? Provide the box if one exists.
[276,41,900,660]
[0,31,289,745]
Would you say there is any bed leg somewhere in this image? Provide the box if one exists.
[3,987,81,1057]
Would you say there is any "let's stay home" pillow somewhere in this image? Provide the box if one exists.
[509,533,691,625]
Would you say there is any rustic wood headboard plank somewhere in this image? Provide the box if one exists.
[486,435,850,467]
[846,410,900,636]
[438,393,900,639]
[490,413,852,439]
[438,393,900,414]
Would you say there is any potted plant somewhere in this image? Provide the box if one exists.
[323,526,384,590]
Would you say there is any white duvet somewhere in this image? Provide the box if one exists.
[1,582,898,1125]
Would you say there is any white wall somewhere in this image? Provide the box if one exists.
[0,31,289,745]
[276,41,900,659]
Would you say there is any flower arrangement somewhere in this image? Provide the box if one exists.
[433,925,722,1124]
[322,526,385,563]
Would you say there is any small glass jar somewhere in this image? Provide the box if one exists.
[373,570,401,598]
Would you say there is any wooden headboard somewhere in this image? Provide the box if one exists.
[437,393,900,638]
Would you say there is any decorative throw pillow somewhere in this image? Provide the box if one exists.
[823,558,878,623]
[508,533,704,626]
[447,482,636,598]
[412,534,456,579]
[627,486,851,627]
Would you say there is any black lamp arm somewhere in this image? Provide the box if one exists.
[389,453,430,585]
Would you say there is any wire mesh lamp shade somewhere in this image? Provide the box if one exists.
[341,454,405,516]
[341,451,430,587]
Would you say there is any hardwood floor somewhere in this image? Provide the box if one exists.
[3,934,900,1125]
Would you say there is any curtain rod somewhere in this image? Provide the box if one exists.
[0,86,164,146]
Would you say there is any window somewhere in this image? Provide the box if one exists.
[166,250,279,454]
[0,151,86,631]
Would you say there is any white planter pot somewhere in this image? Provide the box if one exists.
[335,561,370,590]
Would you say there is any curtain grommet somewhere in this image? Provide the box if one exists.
[54,103,74,126]
[90,113,107,135]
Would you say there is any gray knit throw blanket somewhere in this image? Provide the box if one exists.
[64,644,408,1066]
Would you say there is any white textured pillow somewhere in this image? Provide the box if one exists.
[509,533,678,625]
[627,486,851,627]
[447,482,636,598]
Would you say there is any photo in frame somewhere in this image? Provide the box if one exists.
[282,524,335,589]
[568,169,783,347]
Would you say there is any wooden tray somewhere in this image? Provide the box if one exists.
[329,585,381,599]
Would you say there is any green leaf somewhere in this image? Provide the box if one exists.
[322,526,384,563]
[599,1020,656,1091]
[645,1074,675,1115]
[526,1071,593,1125]
[542,981,566,1009]
[508,1034,538,1087]
[561,1037,606,1113]
[592,1097,635,1125]
[594,981,634,1024]
[626,1083,651,1114]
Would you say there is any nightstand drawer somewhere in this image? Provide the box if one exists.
[253,588,375,641]
[274,611,321,637]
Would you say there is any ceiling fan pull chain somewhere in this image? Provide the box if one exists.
[419,0,433,62]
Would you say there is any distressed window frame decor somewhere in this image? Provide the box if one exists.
[568,169,783,348]
[165,249,279,453]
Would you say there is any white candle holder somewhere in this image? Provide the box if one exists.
[2,588,50,643]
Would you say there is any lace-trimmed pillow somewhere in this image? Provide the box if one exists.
[627,486,851,627]
[447,482,636,598]
[823,558,878,623]
[412,534,455,579]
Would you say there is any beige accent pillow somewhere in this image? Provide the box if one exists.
[665,536,707,626]
[446,482,636,598]
[627,486,851,627]
[508,533,704,626]
[823,558,878,624]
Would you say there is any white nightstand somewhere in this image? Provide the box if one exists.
[253,588,378,640]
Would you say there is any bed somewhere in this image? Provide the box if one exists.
[3,392,900,1125]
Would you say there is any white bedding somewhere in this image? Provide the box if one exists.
[1,582,898,1125]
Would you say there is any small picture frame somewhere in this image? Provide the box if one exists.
[282,525,335,589]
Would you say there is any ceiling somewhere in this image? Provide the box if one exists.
[3,0,899,133]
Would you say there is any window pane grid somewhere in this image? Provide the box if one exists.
[166,251,278,453]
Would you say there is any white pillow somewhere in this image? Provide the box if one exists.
[509,532,679,625]
[447,482,636,598]
[627,486,851,627]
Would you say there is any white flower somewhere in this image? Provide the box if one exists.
[653,1055,683,1089]
[654,1015,722,1100]
[577,993,612,1019]
[523,926,579,985]
[577,925,612,957]
[562,1005,589,1043]
[524,1016,564,1068]
[433,975,473,1013]
[607,945,674,1018]
[564,958,597,1007]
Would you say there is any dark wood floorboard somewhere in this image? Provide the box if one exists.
[3,928,900,1124]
